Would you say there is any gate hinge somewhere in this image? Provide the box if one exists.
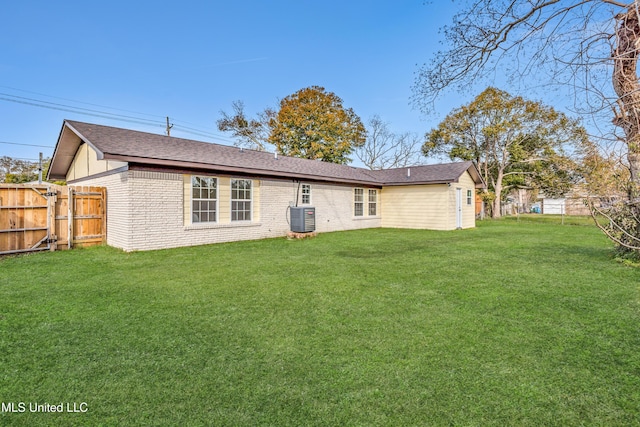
[46,237,58,244]
[44,192,57,197]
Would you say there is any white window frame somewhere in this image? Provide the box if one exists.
[231,179,252,222]
[191,176,217,224]
[368,189,377,216]
[354,188,364,217]
[301,184,311,205]
[467,189,473,205]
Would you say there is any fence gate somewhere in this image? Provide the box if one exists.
[0,184,106,255]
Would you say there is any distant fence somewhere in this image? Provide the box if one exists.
[0,184,106,255]
[541,197,591,216]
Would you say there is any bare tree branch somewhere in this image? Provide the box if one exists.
[356,116,423,169]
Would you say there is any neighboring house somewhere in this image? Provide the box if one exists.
[48,120,484,251]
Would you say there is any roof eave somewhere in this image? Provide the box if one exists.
[104,153,381,187]
[382,180,454,186]
[47,121,106,180]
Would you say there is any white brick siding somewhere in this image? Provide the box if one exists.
[76,171,382,251]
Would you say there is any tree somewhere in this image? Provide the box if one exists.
[581,142,629,203]
[268,86,366,164]
[355,115,424,170]
[1,156,39,183]
[218,86,366,164]
[424,87,589,218]
[413,0,640,256]
[216,101,275,151]
[0,156,61,184]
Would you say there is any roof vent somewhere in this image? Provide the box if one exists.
[407,168,411,178]
[274,152,278,160]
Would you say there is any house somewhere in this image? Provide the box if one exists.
[48,120,484,251]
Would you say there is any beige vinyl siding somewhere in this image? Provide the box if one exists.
[219,177,231,223]
[457,171,477,229]
[66,143,127,182]
[381,184,451,230]
[381,171,477,230]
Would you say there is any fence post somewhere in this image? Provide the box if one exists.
[68,187,74,249]
[48,186,58,251]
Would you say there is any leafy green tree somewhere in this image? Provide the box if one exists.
[0,157,62,184]
[218,86,366,164]
[412,1,640,257]
[268,86,366,164]
[424,87,589,218]
[1,156,39,183]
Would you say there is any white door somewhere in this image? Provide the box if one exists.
[456,188,463,229]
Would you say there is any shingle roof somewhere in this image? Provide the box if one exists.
[372,163,482,186]
[49,120,483,187]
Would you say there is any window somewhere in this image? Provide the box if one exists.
[301,184,311,205]
[368,189,377,216]
[231,179,252,221]
[192,176,217,223]
[467,190,473,205]
[354,188,364,216]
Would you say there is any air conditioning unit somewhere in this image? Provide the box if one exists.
[290,207,316,233]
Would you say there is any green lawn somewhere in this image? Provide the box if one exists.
[1,220,639,426]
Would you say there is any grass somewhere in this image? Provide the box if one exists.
[1,220,639,426]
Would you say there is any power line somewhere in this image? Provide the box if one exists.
[0,87,239,145]
[0,93,165,128]
[0,85,167,121]
[0,141,53,148]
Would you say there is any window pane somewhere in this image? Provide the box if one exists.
[231,180,252,221]
[301,184,311,204]
[191,176,218,223]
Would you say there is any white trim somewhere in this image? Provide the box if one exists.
[191,175,218,224]
[455,187,463,229]
[354,188,364,217]
[230,178,253,222]
[368,189,378,216]
[301,183,312,205]
[184,222,261,231]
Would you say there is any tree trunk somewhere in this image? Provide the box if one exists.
[491,171,504,219]
[492,194,502,219]
[613,6,640,200]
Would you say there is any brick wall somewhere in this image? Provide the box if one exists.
[79,170,132,250]
[78,171,381,251]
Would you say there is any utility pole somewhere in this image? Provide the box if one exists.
[166,117,173,137]
[38,152,43,184]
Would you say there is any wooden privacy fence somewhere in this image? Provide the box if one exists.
[0,184,106,255]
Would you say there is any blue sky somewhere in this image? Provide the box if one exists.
[1,1,476,165]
